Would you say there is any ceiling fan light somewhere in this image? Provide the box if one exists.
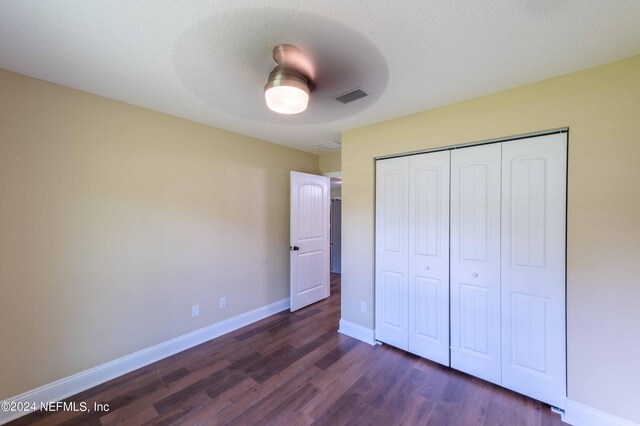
[264,45,312,115]
[265,84,309,115]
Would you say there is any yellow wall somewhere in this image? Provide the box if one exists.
[0,69,319,399]
[318,152,341,174]
[341,56,640,422]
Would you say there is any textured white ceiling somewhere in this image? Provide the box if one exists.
[1,1,639,154]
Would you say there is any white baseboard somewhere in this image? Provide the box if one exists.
[562,399,639,426]
[0,298,289,425]
[338,319,376,345]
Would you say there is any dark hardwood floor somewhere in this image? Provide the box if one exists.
[11,274,565,425]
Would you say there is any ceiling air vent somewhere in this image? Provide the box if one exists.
[334,88,368,104]
[317,141,342,150]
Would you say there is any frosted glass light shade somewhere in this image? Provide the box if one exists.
[265,85,309,114]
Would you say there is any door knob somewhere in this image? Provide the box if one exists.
[424,266,430,271]
[289,246,300,251]
[472,272,478,278]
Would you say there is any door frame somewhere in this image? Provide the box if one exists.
[372,127,569,403]
[325,171,342,274]
[374,127,568,161]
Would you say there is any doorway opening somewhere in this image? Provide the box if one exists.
[288,171,341,313]
[330,176,342,275]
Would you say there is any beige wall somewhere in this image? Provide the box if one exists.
[0,69,318,399]
[341,56,640,422]
[318,152,341,174]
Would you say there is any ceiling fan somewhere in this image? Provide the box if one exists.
[264,44,313,115]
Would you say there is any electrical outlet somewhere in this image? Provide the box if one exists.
[192,304,200,317]
[219,297,227,309]
[360,302,367,313]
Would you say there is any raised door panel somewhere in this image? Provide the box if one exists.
[408,151,450,366]
[375,157,409,349]
[298,184,324,240]
[381,271,404,329]
[501,133,567,408]
[450,143,502,385]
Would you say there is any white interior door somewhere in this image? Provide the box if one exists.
[450,143,502,385]
[501,134,567,408]
[408,151,450,366]
[375,157,409,349]
[290,171,330,312]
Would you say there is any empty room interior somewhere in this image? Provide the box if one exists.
[1,1,639,425]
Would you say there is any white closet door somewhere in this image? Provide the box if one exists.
[501,134,567,408]
[375,157,409,349]
[408,151,450,365]
[450,144,502,385]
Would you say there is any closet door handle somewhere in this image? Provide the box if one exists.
[472,272,478,278]
[290,245,300,251]
[424,266,430,271]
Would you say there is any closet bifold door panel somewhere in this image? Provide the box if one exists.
[500,134,567,408]
[375,156,409,349]
[408,151,450,366]
[450,143,502,385]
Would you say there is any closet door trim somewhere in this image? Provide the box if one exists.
[374,128,568,161]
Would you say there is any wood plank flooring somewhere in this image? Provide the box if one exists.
[11,274,566,425]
